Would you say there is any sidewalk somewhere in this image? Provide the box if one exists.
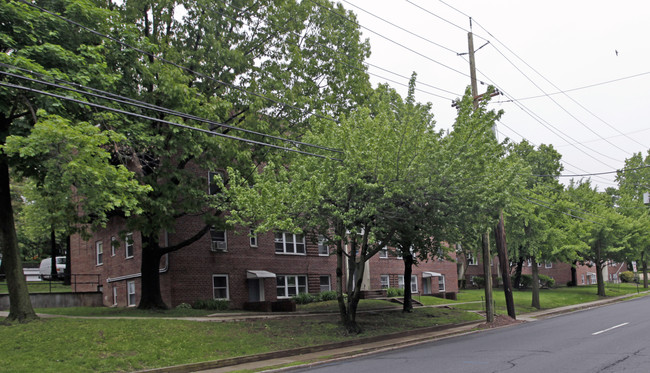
[138,291,648,373]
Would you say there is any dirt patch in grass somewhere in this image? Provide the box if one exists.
[477,314,524,329]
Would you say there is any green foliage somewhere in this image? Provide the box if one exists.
[538,274,556,288]
[175,303,192,310]
[292,293,317,305]
[519,275,532,289]
[472,276,485,289]
[319,290,337,301]
[192,299,230,311]
[386,288,404,297]
[620,271,636,283]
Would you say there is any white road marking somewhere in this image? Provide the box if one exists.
[592,322,629,336]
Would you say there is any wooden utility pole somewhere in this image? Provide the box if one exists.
[466,29,515,321]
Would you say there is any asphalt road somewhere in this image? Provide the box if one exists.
[292,296,650,373]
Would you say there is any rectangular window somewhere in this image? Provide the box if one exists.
[96,241,103,265]
[318,236,329,256]
[379,247,388,258]
[127,281,136,307]
[276,275,307,298]
[125,233,134,259]
[398,275,405,289]
[249,230,258,248]
[380,275,389,289]
[545,261,552,269]
[411,275,418,293]
[208,171,224,195]
[439,274,446,292]
[210,227,227,252]
[112,286,118,306]
[319,275,331,292]
[275,232,306,255]
[467,252,477,266]
[110,236,116,256]
[212,275,229,300]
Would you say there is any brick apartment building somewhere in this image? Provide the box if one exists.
[71,214,459,309]
[459,252,627,288]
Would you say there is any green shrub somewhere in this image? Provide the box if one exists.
[520,274,533,288]
[472,276,485,289]
[386,287,404,297]
[192,299,229,310]
[292,293,317,304]
[620,271,636,283]
[538,274,556,288]
[175,302,192,309]
[319,290,337,301]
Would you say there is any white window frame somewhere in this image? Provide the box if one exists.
[545,261,552,269]
[276,275,308,298]
[96,241,103,266]
[380,275,390,289]
[274,232,306,255]
[318,236,329,256]
[212,274,229,300]
[438,274,446,292]
[467,252,478,266]
[398,275,405,289]
[249,229,258,248]
[125,232,134,259]
[379,247,388,259]
[110,236,116,256]
[411,275,418,293]
[210,227,227,252]
[127,281,136,307]
[112,286,118,306]
[319,275,331,292]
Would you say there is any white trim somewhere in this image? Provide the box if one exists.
[274,232,306,255]
[110,236,116,257]
[438,274,446,292]
[422,271,442,278]
[247,270,276,279]
[212,274,230,300]
[380,274,389,289]
[96,241,103,266]
[127,280,136,307]
[107,273,141,283]
[125,232,134,259]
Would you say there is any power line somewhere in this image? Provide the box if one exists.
[497,71,650,102]
[341,0,460,55]
[17,0,337,123]
[0,64,342,154]
[305,0,471,79]
[0,81,342,161]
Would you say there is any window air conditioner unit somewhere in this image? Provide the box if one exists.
[211,240,227,252]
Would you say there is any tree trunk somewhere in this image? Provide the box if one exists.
[335,239,348,325]
[641,252,648,289]
[495,212,515,319]
[513,256,524,289]
[343,260,364,334]
[137,234,167,309]
[570,262,577,286]
[482,232,494,323]
[531,257,540,310]
[50,228,57,280]
[64,235,71,286]
[595,242,606,297]
[402,253,414,313]
[457,246,467,289]
[0,151,37,323]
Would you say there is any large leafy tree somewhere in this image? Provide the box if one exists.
[96,0,372,309]
[615,151,650,287]
[565,180,629,296]
[505,141,571,308]
[0,0,142,322]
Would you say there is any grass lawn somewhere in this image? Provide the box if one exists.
[0,302,481,373]
[451,283,644,315]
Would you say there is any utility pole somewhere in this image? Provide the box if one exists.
[466,27,515,321]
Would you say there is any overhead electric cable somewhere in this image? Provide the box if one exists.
[305,0,471,79]
[0,81,341,161]
[0,65,342,154]
[17,0,337,123]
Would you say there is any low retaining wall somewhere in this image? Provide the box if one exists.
[0,292,103,310]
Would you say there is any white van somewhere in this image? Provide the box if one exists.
[39,256,66,280]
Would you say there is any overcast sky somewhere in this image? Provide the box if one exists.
[342,0,650,190]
